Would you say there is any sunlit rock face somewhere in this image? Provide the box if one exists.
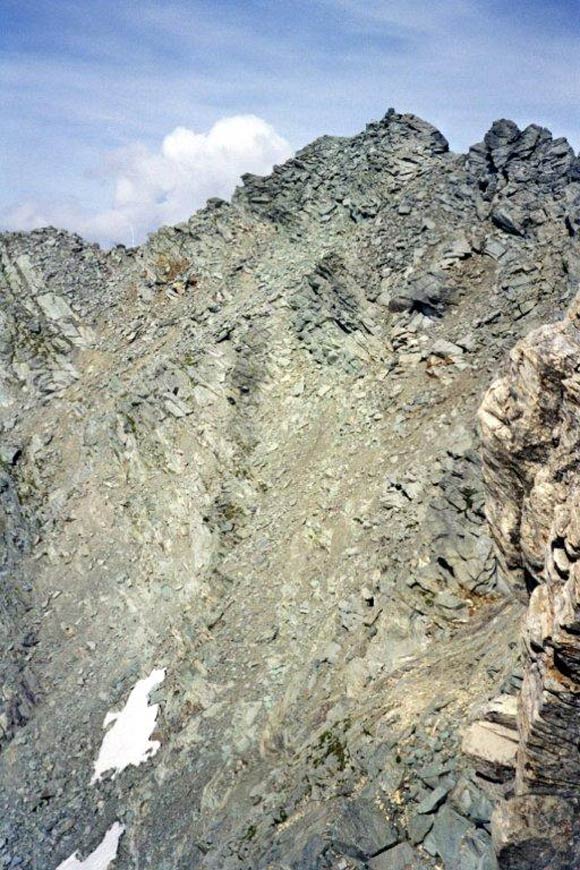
[0,110,579,869]
[480,294,580,868]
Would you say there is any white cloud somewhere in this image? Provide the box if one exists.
[2,115,292,247]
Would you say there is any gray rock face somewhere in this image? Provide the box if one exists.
[0,109,579,869]
[0,467,37,749]
[462,720,518,782]
[492,796,577,870]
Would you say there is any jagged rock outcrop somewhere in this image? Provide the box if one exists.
[1,109,579,869]
[480,291,580,868]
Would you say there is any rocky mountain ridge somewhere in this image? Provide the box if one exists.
[1,109,580,869]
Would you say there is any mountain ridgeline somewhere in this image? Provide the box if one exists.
[1,110,580,869]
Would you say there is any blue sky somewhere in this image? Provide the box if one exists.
[2,0,580,245]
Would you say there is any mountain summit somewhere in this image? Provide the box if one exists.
[1,111,580,869]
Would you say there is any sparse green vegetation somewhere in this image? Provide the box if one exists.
[313,725,350,771]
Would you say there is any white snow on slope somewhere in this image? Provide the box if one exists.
[56,822,124,870]
[92,668,166,783]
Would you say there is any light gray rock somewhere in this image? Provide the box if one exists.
[368,842,429,869]
[462,721,518,781]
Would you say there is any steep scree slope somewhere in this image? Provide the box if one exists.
[0,110,579,869]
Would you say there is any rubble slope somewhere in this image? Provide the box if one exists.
[1,110,580,869]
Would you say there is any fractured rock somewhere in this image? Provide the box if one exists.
[462,722,518,782]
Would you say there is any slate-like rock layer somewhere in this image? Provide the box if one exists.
[1,109,579,869]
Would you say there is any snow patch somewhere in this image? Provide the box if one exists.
[56,822,124,870]
[92,668,166,783]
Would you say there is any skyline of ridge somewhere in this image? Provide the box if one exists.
[2,0,580,245]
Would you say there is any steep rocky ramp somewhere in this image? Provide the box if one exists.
[0,110,579,869]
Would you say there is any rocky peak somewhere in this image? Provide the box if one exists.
[470,117,575,177]
[467,118,579,239]
[0,109,580,870]
[231,110,451,226]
